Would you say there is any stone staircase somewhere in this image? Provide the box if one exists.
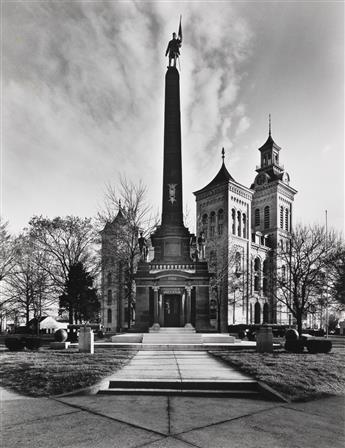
[106,327,240,350]
[143,327,203,345]
[99,378,262,397]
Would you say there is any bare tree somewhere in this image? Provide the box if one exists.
[328,241,345,309]
[98,177,158,328]
[3,233,54,327]
[28,216,98,295]
[273,224,342,336]
[0,218,16,282]
[207,234,249,332]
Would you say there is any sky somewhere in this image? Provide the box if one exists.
[2,0,344,235]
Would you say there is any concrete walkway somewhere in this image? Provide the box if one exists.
[107,350,253,380]
[98,351,259,396]
[1,350,344,448]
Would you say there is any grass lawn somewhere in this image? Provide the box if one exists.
[210,349,345,402]
[0,348,137,397]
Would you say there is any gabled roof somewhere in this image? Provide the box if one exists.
[194,162,234,195]
[28,316,49,325]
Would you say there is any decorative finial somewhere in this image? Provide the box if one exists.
[269,114,271,137]
[221,147,225,163]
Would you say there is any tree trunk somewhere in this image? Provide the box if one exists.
[26,301,30,326]
[69,308,73,324]
[296,311,303,336]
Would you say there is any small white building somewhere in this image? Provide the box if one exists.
[28,316,68,334]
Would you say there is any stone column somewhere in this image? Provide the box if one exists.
[185,286,192,328]
[180,292,185,326]
[158,292,164,326]
[151,286,160,331]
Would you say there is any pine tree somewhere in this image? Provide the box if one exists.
[59,262,99,324]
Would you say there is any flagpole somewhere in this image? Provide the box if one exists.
[178,15,182,72]
[325,210,328,339]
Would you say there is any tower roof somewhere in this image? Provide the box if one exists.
[101,207,126,234]
[258,134,281,152]
[194,155,234,196]
[113,207,125,223]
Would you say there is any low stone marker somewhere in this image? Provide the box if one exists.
[78,326,94,354]
[256,325,273,353]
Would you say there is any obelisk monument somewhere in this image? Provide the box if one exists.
[150,61,192,262]
[134,26,210,331]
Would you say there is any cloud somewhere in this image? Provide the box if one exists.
[3,1,253,232]
[235,115,251,137]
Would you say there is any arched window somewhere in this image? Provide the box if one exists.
[237,211,241,237]
[107,272,112,286]
[209,250,217,271]
[107,308,112,324]
[232,209,236,234]
[235,252,241,275]
[210,211,216,237]
[242,213,247,239]
[264,206,270,229]
[250,303,253,323]
[254,302,261,324]
[285,208,289,231]
[255,209,260,227]
[107,289,112,306]
[254,258,261,292]
[263,278,268,295]
[202,214,208,238]
[217,209,224,235]
[263,303,269,323]
[263,259,269,295]
[281,265,286,284]
[280,206,284,229]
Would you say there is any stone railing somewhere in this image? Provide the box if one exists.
[149,264,195,271]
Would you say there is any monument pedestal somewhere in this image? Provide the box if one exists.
[78,326,94,354]
[256,325,273,353]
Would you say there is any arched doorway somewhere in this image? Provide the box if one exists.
[254,301,261,324]
[263,303,269,323]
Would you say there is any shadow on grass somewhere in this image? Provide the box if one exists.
[210,349,345,402]
[0,348,137,397]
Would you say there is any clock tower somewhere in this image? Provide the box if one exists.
[251,120,297,249]
[251,120,297,322]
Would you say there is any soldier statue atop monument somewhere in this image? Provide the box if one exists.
[165,17,182,68]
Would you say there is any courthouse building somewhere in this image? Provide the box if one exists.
[194,129,297,329]
[100,50,297,333]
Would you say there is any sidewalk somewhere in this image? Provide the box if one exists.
[1,351,344,448]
